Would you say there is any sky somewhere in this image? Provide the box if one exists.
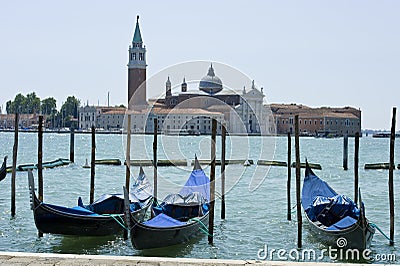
[1,1,399,130]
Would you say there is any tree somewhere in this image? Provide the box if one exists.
[60,96,80,127]
[6,92,41,114]
[6,100,12,114]
[6,93,27,114]
[41,97,57,115]
[25,92,40,114]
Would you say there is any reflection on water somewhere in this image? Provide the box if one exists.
[51,235,118,254]
[136,236,201,258]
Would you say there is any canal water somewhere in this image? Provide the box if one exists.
[0,132,399,263]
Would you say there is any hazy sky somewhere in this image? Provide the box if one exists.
[1,1,399,130]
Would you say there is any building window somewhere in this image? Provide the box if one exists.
[139,53,143,60]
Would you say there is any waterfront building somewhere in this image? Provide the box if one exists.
[151,65,272,135]
[269,103,361,136]
[150,102,224,135]
[0,114,47,129]
[78,105,96,129]
[78,105,126,130]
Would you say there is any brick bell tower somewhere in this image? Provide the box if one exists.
[128,15,147,110]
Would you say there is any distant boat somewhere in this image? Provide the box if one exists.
[28,166,153,236]
[0,156,7,182]
[125,156,210,250]
[302,161,374,250]
[243,159,251,166]
[372,133,400,138]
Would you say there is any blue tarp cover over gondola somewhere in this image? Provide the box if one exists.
[150,158,210,226]
[302,162,360,229]
[178,168,210,201]
[301,169,337,210]
[143,213,186,227]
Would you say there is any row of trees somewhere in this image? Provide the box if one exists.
[6,92,80,128]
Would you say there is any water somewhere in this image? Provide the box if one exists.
[0,132,399,263]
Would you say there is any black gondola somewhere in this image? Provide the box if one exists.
[28,166,152,236]
[0,156,7,182]
[124,156,210,250]
[301,161,375,251]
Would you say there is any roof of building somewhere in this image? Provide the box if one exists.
[199,64,223,95]
[269,103,360,118]
[99,107,126,112]
[151,107,223,116]
[132,15,142,43]
[101,110,126,115]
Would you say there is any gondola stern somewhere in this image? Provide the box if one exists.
[27,170,39,210]
[305,159,316,177]
[138,165,145,177]
[0,156,7,181]
[193,154,202,170]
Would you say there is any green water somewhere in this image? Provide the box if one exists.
[0,132,399,263]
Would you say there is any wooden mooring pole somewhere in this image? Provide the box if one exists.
[294,115,302,248]
[287,132,291,221]
[153,118,158,200]
[124,115,131,240]
[69,127,75,163]
[221,123,226,220]
[125,115,131,192]
[90,125,95,204]
[389,107,396,246]
[38,115,44,237]
[343,134,348,170]
[38,116,43,202]
[208,119,217,244]
[354,132,359,205]
[11,113,19,217]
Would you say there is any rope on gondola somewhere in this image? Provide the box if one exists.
[103,214,128,230]
[189,217,213,237]
[370,223,394,244]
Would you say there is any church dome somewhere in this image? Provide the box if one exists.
[199,64,223,95]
